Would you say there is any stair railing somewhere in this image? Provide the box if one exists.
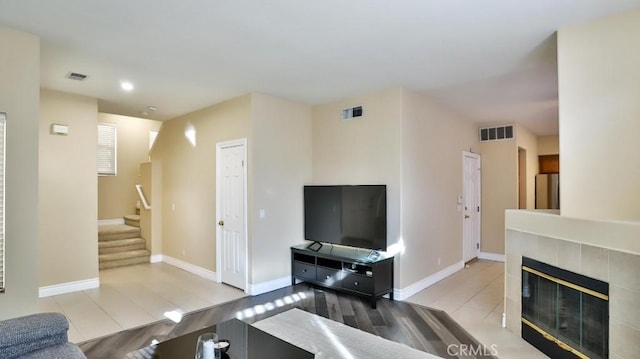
[135,184,151,210]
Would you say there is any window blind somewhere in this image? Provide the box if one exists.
[98,123,117,176]
[0,114,6,292]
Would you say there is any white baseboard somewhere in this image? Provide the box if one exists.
[39,277,100,298]
[393,260,464,301]
[154,255,288,295]
[248,276,291,296]
[161,255,217,282]
[98,218,124,226]
[478,252,506,262]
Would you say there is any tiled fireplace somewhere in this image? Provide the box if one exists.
[505,210,640,359]
[521,257,608,358]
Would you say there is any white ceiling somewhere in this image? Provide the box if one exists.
[1,1,639,136]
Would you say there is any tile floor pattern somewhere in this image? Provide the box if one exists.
[40,260,546,358]
[405,260,547,359]
[38,263,246,343]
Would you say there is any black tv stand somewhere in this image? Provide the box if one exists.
[291,243,394,309]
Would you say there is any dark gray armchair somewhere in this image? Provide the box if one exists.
[0,312,86,359]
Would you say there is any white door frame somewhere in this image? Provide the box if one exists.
[215,138,248,292]
[462,151,481,262]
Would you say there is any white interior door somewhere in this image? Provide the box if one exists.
[216,139,247,290]
[462,152,481,263]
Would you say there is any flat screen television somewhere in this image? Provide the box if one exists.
[304,185,387,251]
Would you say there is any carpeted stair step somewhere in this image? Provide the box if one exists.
[99,249,151,270]
[99,237,146,255]
[123,214,140,227]
[99,224,141,242]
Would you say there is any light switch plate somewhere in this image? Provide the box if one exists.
[50,123,69,135]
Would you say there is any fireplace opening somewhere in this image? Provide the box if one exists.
[521,257,609,359]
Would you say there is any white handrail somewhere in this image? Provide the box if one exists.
[135,184,151,210]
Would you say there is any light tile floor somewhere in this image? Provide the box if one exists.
[406,260,548,359]
[40,260,546,358]
[38,263,246,343]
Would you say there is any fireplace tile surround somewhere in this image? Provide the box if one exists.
[521,256,609,358]
[505,210,640,359]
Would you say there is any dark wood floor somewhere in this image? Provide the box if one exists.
[79,283,494,358]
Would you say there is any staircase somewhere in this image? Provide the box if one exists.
[98,214,150,270]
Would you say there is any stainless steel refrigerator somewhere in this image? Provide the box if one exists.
[535,173,559,209]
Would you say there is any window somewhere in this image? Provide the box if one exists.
[0,113,6,292]
[98,123,117,175]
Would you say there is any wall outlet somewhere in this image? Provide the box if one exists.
[182,249,186,256]
[437,257,441,266]
[172,203,176,211]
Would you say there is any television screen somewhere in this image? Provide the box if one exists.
[304,185,387,251]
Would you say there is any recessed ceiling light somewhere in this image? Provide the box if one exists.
[120,81,134,92]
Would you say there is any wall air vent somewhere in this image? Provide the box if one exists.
[342,106,363,121]
[479,125,514,142]
[65,72,88,81]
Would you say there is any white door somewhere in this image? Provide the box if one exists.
[462,152,481,263]
[216,139,247,290]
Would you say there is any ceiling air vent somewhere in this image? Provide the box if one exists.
[342,106,363,121]
[479,125,514,142]
[65,72,88,81]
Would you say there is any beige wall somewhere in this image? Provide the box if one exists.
[312,88,402,259]
[139,162,153,251]
[558,9,640,220]
[251,93,312,284]
[151,95,252,271]
[537,135,559,155]
[0,27,40,319]
[516,124,538,210]
[311,88,484,288]
[400,89,478,287]
[480,137,517,254]
[479,124,536,255]
[150,160,163,256]
[38,89,99,287]
[98,114,161,219]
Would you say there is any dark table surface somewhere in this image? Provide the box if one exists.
[136,318,314,359]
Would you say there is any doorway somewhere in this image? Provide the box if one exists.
[518,147,527,209]
[216,139,248,290]
[462,151,481,263]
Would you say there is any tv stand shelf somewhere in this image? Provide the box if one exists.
[290,244,394,309]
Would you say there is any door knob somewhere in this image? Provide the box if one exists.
[218,220,224,226]
[464,215,470,219]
